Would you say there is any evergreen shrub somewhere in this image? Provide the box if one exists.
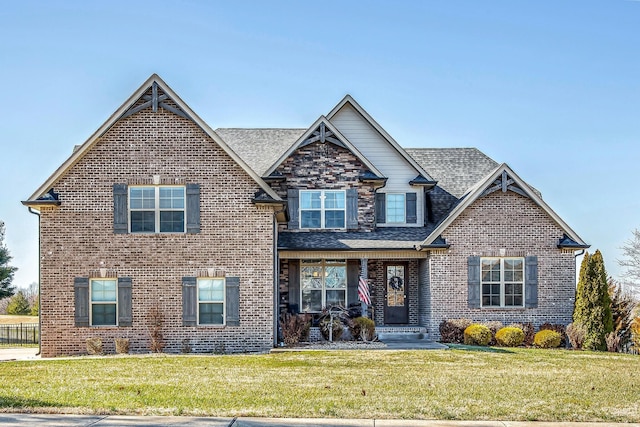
[534,329,562,348]
[495,326,524,347]
[463,323,492,346]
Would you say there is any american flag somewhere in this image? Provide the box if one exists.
[358,277,371,305]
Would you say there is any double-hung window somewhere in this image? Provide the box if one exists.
[300,190,345,229]
[90,279,117,326]
[198,278,225,325]
[386,193,406,223]
[129,186,185,233]
[300,259,347,312]
[481,258,524,308]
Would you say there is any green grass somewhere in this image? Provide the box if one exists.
[0,348,638,422]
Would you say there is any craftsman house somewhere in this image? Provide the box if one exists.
[23,75,588,357]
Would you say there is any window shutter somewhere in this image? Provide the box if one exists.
[375,193,386,224]
[288,260,300,314]
[346,188,358,230]
[287,189,299,230]
[182,277,197,326]
[113,184,128,234]
[226,276,240,326]
[525,256,538,308]
[406,193,417,224]
[467,256,481,308]
[117,277,132,327]
[186,183,201,234]
[74,277,90,327]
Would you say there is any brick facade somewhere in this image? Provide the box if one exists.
[426,191,577,339]
[38,101,276,357]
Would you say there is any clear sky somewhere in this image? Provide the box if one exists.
[1,1,639,290]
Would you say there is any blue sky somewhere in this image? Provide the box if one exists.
[1,1,639,289]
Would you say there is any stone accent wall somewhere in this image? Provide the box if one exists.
[38,100,275,357]
[269,141,378,231]
[428,191,577,339]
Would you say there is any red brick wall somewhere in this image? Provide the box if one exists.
[427,191,577,338]
[38,101,275,357]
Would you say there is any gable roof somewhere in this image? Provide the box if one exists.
[419,163,588,249]
[262,116,385,178]
[405,148,498,198]
[24,74,282,204]
[326,95,436,183]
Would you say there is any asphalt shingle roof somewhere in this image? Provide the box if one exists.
[278,226,437,250]
[215,128,305,176]
[405,148,498,198]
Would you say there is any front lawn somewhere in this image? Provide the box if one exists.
[0,348,638,422]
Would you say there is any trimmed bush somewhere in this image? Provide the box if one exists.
[86,337,103,355]
[508,322,535,346]
[349,316,376,341]
[495,326,524,347]
[115,338,130,354]
[439,318,472,343]
[534,329,562,349]
[539,322,567,347]
[463,324,492,346]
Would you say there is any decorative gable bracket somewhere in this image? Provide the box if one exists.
[121,82,191,120]
[300,122,346,149]
[481,170,529,199]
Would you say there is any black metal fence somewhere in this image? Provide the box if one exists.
[0,323,39,346]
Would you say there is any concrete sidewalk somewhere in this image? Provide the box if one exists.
[0,415,637,427]
[0,347,39,361]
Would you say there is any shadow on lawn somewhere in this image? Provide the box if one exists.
[446,344,514,353]
[0,395,60,409]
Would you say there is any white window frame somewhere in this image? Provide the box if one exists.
[197,277,226,326]
[300,259,347,312]
[386,193,406,224]
[90,278,118,326]
[299,190,346,229]
[129,185,186,233]
[480,257,525,308]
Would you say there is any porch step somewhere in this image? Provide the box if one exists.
[376,326,428,341]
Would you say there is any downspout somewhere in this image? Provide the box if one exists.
[272,210,281,348]
[27,207,41,356]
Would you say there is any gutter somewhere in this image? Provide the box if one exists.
[27,207,41,356]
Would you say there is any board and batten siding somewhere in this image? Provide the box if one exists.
[329,103,424,226]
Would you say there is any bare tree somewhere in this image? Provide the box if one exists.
[619,229,640,294]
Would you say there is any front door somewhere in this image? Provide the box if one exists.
[384,263,408,324]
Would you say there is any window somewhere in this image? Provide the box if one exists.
[129,186,185,233]
[90,279,117,326]
[300,259,347,312]
[300,190,345,229]
[386,193,406,223]
[198,278,225,325]
[481,258,524,308]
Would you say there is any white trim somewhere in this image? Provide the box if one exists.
[299,189,346,230]
[26,74,282,204]
[384,192,406,224]
[480,257,525,308]
[89,278,118,327]
[196,277,226,326]
[420,163,588,248]
[128,185,186,234]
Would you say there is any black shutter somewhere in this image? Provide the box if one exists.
[406,193,417,224]
[74,277,90,327]
[287,189,299,230]
[117,277,132,327]
[347,260,359,307]
[182,277,197,326]
[525,256,538,308]
[186,183,201,234]
[346,188,358,230]
[467,256,481,308]
[288,260,300,313]
[375,193,386,224]
[113,184,128,234]
[226,276,240,326]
